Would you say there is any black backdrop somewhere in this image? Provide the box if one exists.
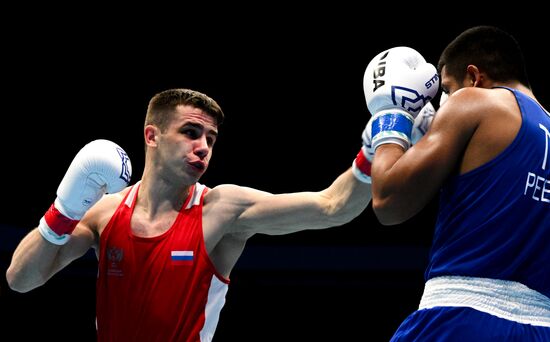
[0,8,545,341]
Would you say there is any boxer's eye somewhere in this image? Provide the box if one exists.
[182,128,199,139]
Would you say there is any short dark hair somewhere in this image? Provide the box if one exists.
[145,88,225,131]
[438,26,530,87]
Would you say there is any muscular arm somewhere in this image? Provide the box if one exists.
[213,168,371,236]
[6,139,131,292]
[6,192,122,292]
[6,222,96,292]
[371,89,483,225]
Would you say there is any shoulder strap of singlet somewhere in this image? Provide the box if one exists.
[185,183,208,209]
[124,181,141,208]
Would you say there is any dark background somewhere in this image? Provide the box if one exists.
[0,9,545,341]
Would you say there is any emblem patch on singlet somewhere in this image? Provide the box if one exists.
[107,246,124,276]
[171,250,194,266]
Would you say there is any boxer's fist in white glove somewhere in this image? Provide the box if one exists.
[39,139,132,245]
[364,46,439,151]
[411,101,436,145]
[362,101,436,156]
[56,139,131,218]
[352,118,375,184]
[352,145,372,184]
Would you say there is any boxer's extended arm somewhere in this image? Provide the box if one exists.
[6,140,131,292]
[215,167,371,236]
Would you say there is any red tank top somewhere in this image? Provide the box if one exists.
[96,182,230,342]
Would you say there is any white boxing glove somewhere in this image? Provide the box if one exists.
[439,91,449,107]
[38,139,132,245]
[352,116,376,183]
[363,46,439,151]
[352,144,372,184]
[411,101,436,145]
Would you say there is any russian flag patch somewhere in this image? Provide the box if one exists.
[171,250,194,266]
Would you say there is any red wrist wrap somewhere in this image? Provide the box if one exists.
[44,203,79,236]
[355,149,371,176]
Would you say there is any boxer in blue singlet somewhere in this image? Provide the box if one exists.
[365,26,550,340]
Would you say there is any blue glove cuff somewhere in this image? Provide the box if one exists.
[371,110,414,151]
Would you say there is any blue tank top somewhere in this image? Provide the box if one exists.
[425,87,550,298]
